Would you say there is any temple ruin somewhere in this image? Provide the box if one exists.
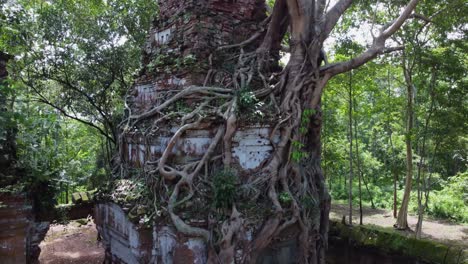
[92,0,295,263]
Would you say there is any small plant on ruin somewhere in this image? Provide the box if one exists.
[279,191,292,204]
[236,87,265,118]
[291,140,308,162]
[212,169,237,209]
[182,54,196,66]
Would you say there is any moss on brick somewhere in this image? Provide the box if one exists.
[80,192,89,202]
[329,220,466,264]
[71,193,82,203]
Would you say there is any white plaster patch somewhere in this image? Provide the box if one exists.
[126,126,279,170]
[232,127,280,170]
[186,239,207,264]
[167,77,186,86]
[135,84,156,105]
[155,28,172,45]
[128,136,213,165]
[154,226,177,264]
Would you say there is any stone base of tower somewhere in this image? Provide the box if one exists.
[94,202,300,264]
[95,121,298,264]
[95,203,208,264]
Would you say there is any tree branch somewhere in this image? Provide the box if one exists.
[321,0,353,41]
[409,13,432,23]
[22,76,115,144]
[316,0,327,20]
[383,45,405,53]
[38,97,115,144]
[321,0,419,77]
[380,0,420,39]
[258,0,289,53]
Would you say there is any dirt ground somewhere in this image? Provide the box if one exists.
[38,219,104,264]
[330,203,468,247]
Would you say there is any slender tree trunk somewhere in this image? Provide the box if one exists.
[389,133,398,218]
[65,183,69,204]
[417,143,438,237]
[348,71,354,225]
[361,170,375,209]
[354,107,363,225]
[415,69,437,238]
[386,69,399,218]
[415,179,424,238]
[393,170,398,218]
[395,61,414,230]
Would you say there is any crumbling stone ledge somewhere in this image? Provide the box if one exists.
[329,221,467,264]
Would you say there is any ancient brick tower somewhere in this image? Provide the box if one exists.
[95,1,268,263]
[130,0,266,113]
[122,0,267,168]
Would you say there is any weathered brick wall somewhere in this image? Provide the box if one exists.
[158,0,265,24]
[121,0,269,167]
[95,203,208,264]
[131,0,266,113]
[0,193,49,264]
[0,194,32,264]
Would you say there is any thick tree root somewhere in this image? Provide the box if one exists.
[116,30,330,264]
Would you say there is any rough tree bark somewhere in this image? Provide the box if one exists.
[117,0,421,263]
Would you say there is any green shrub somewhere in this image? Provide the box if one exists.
[236,87,265,118]
[279,191,292,204]
[427,171,468,222]
[212,169,237,209]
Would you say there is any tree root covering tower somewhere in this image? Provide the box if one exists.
[95,0,329,263]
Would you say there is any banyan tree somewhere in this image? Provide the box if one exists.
[95,0,420,263]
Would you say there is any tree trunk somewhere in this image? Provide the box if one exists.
[389,132,398,218]
[353,105,363,225]
[393,170,398,218]
[395,60,414,230]
[348,71,354,225]
[415,69,437,239]
[361,171,375,209]
[65,183,69,204]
